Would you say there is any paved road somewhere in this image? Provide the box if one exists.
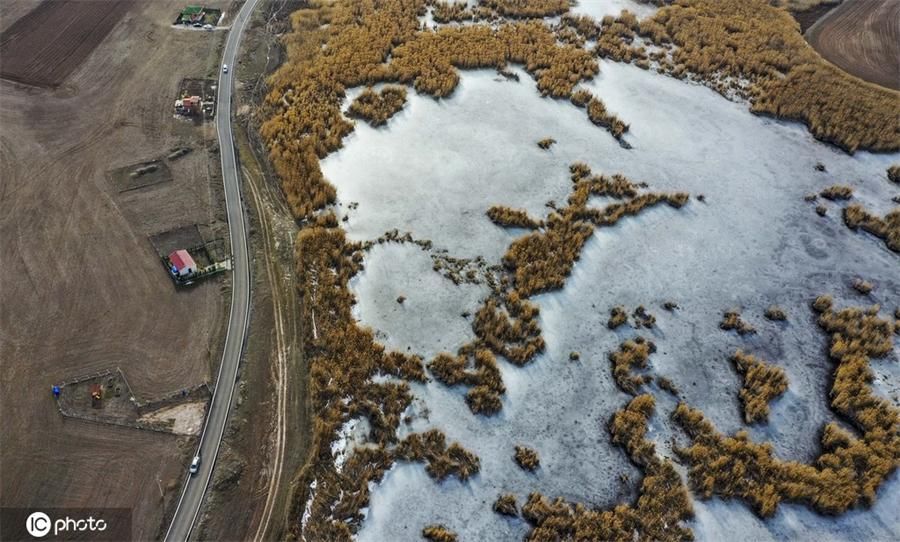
[165,0,259,539]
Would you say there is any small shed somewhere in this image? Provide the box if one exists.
[169,249,197,277]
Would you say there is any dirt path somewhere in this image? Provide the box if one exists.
[805,0,900,90]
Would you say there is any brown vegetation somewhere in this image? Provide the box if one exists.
[673,298,899,517]
[514,445,541,472]
[852,278,874,295]
[888,165,900,184]
[731,350,789,424]
[537,138,556,149]
[816,204,828,217]
[347,86,408,127]
[428,348,506,416]
[842,204,900,252]
[638,0,900,153]
[720,310,757,335]
[608,306,628,329]
[764,305,787,321]
[501,165,688,296]
[609,337,655,395]
[396,429,481,482]
[820,184,853,201]
[486,206,543,229]
[522,394,694,541]
[422,524,458,542]
[493,494,519,517]
[481,0,571,18]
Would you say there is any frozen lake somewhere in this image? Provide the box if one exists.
[320,61,900,540]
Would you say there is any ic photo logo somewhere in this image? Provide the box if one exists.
[24,511,107,539]
[25,512,51,538]
[1,507,129,541]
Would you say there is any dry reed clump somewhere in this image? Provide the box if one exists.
[586,95,630,144]
[395,429,481,482]
[720,310,756,335]
[632,305,656,328]
[673,298,899,518]
[820,184,853,201]
[522,394,694,541]
[888,165,900,184]
[428,348,506,416]
[493,494,519,517]
[595,11,650,64]
[422,524,458,542]
[481,0,571,18]
[609,337,655,395]
[635,0,900,153]
[730,350,788,424]
[501,165,688,296]
[815,205,827,217]
[842,204,900,252]
[812,294,833,313]
[852,278,874,295]
[608,306,628,329]
[429,1,473,24]
[486,206,543,229]
[657,376,680,396]
[514,445,541,472]
[347,85,408,127]
[537,138,556,149]
[473,294,545,365]
[764,305,787,321]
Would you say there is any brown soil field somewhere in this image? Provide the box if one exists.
[0,1,231,539]
[0,0,136,87]
[806,0,900,90]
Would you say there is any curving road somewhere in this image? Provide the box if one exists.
[165,0,259,539]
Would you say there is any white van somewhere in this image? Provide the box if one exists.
[189,455,201,475]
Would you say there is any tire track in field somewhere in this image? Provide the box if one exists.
[806,0,900,90]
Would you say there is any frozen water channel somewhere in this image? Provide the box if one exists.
[320,61,900,540]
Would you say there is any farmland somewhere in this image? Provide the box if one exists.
[0,0,234,539]
[0,0,135,87]
[805,0,900,90]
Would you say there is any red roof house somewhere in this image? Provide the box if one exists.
[169,249,197,277]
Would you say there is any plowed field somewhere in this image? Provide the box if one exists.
[0,0,134,87]
[806,0,900,90]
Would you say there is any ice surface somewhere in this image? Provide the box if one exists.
[325,60,899,540]
[349,242,488,360]
[569,0,658,20]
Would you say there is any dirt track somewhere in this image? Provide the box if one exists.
[806,0,900,90]
[0,1,230,538]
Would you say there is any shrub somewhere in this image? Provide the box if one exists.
[852,278,874,295]
[842,204,900,252]
[731,350,789,423]
[514,445,540,471]
[764,305,787,321]
[537,138,556,149]
[820,185,853,201]
[889,165,900,184]
[422,524,457,542]
[347,86,408,127]
[632,305,656,328]
[493,494,518,516]
[396,429,481,482]
[608,306,628,329]
[816,205,827,216]
[609,337,655,394]
[812,294,833,313]
[486,206,543,229]
[720,310,757,335]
